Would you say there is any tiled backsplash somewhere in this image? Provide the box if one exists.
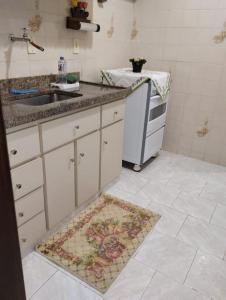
[132,0,226,166]
[0,0,133,82]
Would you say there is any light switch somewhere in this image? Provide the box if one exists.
[73,39,80,54]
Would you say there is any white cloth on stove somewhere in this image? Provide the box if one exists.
[101,68,171,100]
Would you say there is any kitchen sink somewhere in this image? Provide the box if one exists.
[15,91,83,106]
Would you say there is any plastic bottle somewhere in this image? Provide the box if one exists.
[58,56,67,83]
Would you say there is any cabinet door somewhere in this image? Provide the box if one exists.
[101,121,124,188]
[44,143,75,229]
[18,212,46,258]
[77,131,100,206]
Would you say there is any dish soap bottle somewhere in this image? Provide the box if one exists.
[58,56,67,83]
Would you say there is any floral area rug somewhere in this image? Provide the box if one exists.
[36,194,160,293]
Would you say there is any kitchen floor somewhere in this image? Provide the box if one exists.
[22,151,226,300]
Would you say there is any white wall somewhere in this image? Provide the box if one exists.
[0,0,133,81]
[132,0,226,165]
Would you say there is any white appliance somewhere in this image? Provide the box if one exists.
[123,82,169,171]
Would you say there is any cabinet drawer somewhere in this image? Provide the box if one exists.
[143,127,164,163]
[41,107,100,152]
[7,126,40,167]
[102,100,125,127]
[15,187,44,227]
[11,158,43,200]
[18,212,46,257]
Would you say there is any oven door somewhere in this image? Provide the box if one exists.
[146,96,167,136]
[143,126,165,163]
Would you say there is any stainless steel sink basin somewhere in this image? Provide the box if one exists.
[15,91,83,106]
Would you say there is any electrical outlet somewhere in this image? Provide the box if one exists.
[27,42,36,54]
[73,39,80,54]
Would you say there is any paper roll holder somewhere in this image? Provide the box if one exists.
[66,17,100,32]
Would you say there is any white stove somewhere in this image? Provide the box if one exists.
[101,68,170,171]
[123,82,169,171]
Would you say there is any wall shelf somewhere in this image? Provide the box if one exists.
[66,17,100,32]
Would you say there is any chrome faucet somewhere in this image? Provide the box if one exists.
[9,28,44,52]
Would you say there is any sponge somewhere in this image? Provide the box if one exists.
[66,74,78,84]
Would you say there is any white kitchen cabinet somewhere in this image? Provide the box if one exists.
[11,158,43,200]
[15,187,45,227]
[8,98,125,255]
[101,120,124,188]
[44,143,75,229]
[77,131,100,206]
[7,126,40,167]
[41,107,100,152]
[18,212,46,257]
[102,100,125,127]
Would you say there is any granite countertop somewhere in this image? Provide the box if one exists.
[2,81,131,132]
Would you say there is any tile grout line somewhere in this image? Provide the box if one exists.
[208,202,218,225]
[175,214,189,238]
[170,189,183,210]
[150,197,174,209]
[175,211,226,261]
[33,252,60,270]
[29,255,102,297]
[168,182,220,225]
[28,270,58,300]
[197,181,207,197]
[132,256,155,271]
[182,248,198,286]
[58,269,103,297]
[139,269,157,300]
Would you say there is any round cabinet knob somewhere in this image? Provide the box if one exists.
[114,111,118,115]
[16,184,22,190]
[80,153,85,157]
[70,158,75,163]
[21,238,27,243]
[18,212,24,218]
[75,125,80,130]
[11,149,18,155]
[104,141,108,145]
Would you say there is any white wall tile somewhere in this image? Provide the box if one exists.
[0,0,134,81]
[132,0,226,166]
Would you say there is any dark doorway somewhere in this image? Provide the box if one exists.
[0,102,26,300]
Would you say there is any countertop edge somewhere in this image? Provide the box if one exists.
[4,85,131,134]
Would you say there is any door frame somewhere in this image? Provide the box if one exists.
[0,102,26,300]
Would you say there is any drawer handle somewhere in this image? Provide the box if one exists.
[21,238,27,243]
[11,149,18,155]
[80,153,85,158]
[18,212,24,218]
[104,141,108,145]
[16,184,22,190]
[75,125,80,130]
